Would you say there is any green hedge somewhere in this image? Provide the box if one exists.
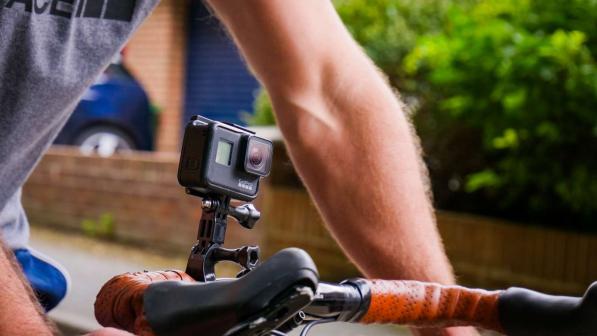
[249,0,597,230]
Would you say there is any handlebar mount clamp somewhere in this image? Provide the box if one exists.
[185,189,261,282]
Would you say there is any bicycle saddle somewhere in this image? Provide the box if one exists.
[143,248,319,336]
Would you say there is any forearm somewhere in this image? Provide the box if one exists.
[0,242,55,335]
[207,0,453,282]
[205,2,475,334]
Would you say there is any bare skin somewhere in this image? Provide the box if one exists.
[85,328,133,336]
[0,242,136,335]
[0,243,55,335]
[205,1,476,335]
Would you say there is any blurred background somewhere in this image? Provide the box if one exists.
[22,0,596,334]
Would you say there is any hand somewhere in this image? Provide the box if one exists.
[85,327,134,336]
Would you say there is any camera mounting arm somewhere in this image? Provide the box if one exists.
[185,189,261,282]
[178,115,272,282]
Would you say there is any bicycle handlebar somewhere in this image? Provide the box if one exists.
[94,270,194,335]
[94,249,597,336]
[359,280,503,331]
[497,283,597,336]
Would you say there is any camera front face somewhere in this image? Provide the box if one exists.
[178,116,273,201]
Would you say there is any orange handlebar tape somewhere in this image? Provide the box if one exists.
[94,270,195,336]
[360,280,504,333]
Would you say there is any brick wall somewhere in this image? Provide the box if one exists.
[124,0,189,152]
[23,147,261,253]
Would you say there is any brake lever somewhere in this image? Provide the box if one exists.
[224,286,315,336]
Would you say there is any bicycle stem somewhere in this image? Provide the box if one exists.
[302,280,370,322]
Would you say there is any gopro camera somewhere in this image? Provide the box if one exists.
[178,115,273,201]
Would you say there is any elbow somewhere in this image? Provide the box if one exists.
[267,86,343,154]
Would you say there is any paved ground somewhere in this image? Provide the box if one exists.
[30,226,407,336]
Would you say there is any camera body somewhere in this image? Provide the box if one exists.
[178,115,273,201]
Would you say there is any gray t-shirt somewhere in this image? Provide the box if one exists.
[0,0,159,248]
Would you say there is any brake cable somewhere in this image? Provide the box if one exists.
[299,318,336,336]
[267,317,336,336]
[269,331,287,336]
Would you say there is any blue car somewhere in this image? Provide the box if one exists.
[54,62,154,156]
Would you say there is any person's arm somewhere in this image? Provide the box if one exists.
[0,242,55,335]
[204,1,475,335]
[0,241,132,336]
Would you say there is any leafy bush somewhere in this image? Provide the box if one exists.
[249,0,597,229]
[405,0,597,228]
[81,213,116,239]
[335,0,453,90]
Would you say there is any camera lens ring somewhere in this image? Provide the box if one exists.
[244,136,273,177]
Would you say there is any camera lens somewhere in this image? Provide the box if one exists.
[244,137,273,177]
[249,147,264,168]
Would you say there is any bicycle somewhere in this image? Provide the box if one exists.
[94,116,597,336]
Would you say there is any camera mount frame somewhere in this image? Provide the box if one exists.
[185,188,261,282]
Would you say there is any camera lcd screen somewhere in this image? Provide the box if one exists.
[215,140,233,166]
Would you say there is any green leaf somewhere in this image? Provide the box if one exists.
[465,170,502,193]
[492,128,519,149]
